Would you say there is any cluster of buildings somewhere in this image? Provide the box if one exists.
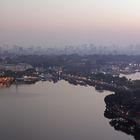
[0,63,33,72]
[99,63,140,75]
[0,77,14,87]
[1,44,140,56]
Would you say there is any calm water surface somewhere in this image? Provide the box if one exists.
[120,72,140,80]
[0,80,134,140]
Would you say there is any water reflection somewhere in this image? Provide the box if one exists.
[0,80,134,140]
[57,79,139,140]
[60,79,140,140]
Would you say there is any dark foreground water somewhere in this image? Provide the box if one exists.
[0,80,134,140]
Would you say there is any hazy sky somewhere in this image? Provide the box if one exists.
[0,0,140,47]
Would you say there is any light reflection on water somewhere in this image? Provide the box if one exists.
[0,80,134,140]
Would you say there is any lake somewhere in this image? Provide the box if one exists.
[120,72,140,80]
[0,80,134,140]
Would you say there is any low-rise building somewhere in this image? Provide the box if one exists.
[0,63,33,72]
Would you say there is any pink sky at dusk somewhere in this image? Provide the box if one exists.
[0,0,140,47]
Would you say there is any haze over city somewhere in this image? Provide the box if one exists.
[1,1,140,140]
[1,0,140,47]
